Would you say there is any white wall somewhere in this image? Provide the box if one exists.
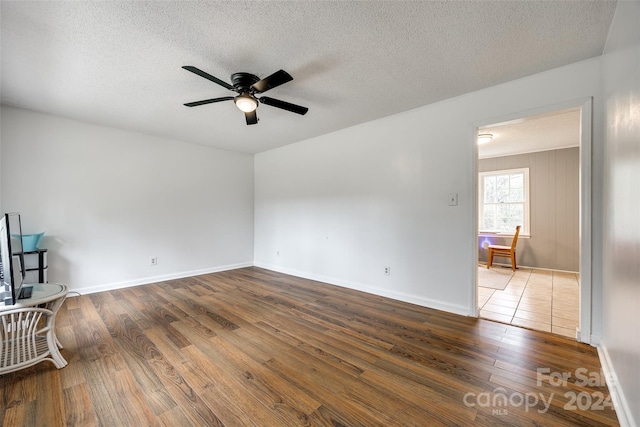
[255,58,602,317]
[1,106,254,294]
[479,148,580,272]
[601,1,640,426]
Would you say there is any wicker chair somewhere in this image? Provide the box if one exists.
[0,306,67,374]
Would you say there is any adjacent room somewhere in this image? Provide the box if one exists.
[476,107,582,338]
[1,1,638,426]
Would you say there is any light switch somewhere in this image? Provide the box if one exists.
[448,193,458,206]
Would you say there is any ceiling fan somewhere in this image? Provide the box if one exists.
[182,66,309,125]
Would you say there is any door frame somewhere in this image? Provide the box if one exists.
[470,97,593,345]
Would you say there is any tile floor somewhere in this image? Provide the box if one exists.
[478,266,579,339]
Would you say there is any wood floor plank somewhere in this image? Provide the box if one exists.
[0,366,37,412]
[81,358,148,426]
[156,405,196,427]
[34,363,66,427]
[206,335,322,424]
[2,398,36,427]
[182,345,282,427]
[111,368,162,426]
[1,267,619,426]
[56,324,88,390]
[62,383,98,427]
[265,357,399,427]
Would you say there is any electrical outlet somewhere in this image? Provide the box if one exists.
[150,257,157,266]
[448,193,458,206]
[384,266,391,276]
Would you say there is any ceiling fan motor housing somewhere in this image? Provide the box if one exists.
[231,72,260,93]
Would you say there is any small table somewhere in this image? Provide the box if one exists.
[0,283,69,374]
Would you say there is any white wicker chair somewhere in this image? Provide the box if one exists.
[0,306,67,374]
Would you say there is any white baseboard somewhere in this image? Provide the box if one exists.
[597,344,637,427]
[72,261,470,318]
[69,262,253,296]
[479,261,579,274]
[254,262,469,316]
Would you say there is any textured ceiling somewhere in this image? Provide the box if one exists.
[1,1,616,154]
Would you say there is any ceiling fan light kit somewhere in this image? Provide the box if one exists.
[234,92,258,113]
[182,66,308,125]
[477,133,493,144]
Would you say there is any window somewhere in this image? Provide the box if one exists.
[479,168,529,234]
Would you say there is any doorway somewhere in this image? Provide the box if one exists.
[472,99,592,344]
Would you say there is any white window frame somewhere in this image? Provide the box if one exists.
[478,167,530,236]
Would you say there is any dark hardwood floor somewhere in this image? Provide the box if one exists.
[1,267,618,426]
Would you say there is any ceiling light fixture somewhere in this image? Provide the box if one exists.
[477,133,493,144]
[234,92,258,112]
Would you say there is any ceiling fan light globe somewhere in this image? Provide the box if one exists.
[234,93,258,113]
[477,133,493,144]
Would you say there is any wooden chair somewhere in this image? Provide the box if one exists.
[487,225,521,271]
[0,307,67,374]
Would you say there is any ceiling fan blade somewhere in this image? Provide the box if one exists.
[245,110,258,125]
[259,96,308,115]
[184,97,234,107]
[182,66,235,91]
[251,70,293,93]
